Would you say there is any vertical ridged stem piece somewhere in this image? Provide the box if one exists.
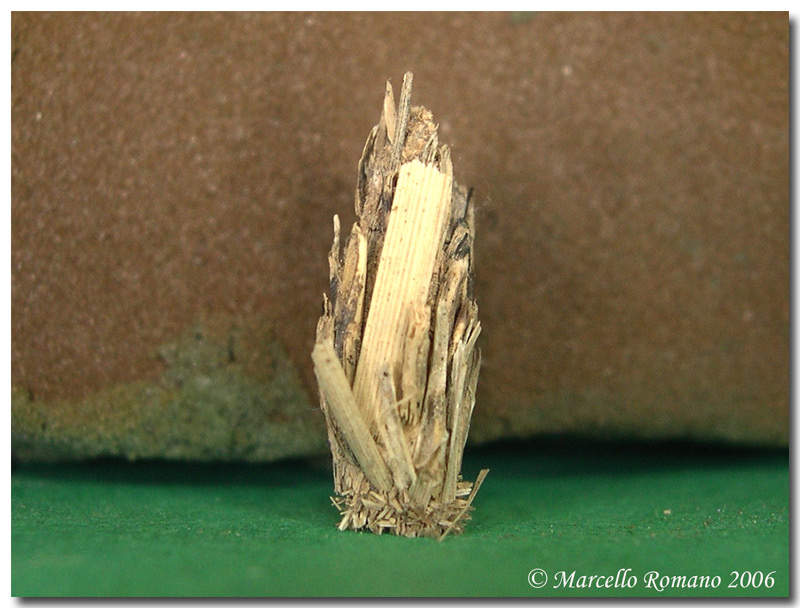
[352,160,452,431]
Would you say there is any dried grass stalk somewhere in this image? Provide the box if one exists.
[313,72,487,539]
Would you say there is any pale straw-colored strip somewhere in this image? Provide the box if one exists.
[353,159,453,431]
[312,340,392,492]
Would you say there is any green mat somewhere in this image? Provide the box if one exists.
[11,439,789,597]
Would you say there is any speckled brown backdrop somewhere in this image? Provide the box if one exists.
[12,12,789,455]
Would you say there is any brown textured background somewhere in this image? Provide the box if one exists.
[12,12,789,452]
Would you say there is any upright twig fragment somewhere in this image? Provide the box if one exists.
[314,72,487,538]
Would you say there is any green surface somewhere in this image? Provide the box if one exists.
[12,439,789,597]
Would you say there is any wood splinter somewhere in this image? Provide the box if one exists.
[313,72,488,539]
